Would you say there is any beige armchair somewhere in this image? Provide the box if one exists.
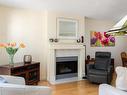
[0,75,52,95]
[99,66,127,95]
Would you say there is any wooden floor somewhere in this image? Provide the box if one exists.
[38,74,116,95]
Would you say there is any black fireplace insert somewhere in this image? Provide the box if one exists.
[56,56,78,80]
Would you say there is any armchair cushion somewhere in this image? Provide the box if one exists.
[0,76,8,83]
[95,58,110,70]
[0,75,25,85]
[115,66,127,91]
[99,84,127,95]
[88,69,108,76]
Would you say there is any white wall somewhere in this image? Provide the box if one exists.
[85,17,127,67]
[47,11,85,44]
[0,6,48,80]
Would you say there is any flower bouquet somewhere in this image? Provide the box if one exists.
[0,42,25,64]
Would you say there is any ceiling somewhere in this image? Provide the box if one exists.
[0,0,127,21]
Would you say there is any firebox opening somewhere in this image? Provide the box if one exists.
[56,56,78,80]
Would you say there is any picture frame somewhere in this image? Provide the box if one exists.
[90,31,115,47]
[57,18,78,39]
[24,55,32,63]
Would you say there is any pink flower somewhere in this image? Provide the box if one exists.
[104,32,110,38]
[94,32,102,40]
[101,38,109,46]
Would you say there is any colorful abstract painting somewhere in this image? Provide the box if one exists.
[91,31,115,47]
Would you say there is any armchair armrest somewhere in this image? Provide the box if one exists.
[86,64,94,74]
[107,65,113,73]
[0,84,52,95]
[87,64,94,70]
[99,84,127,95]
[0,75,25,85]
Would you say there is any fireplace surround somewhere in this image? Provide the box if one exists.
[47,44,85,84]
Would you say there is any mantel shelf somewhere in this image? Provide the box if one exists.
[50,43,85,50]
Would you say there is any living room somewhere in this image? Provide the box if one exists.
[0,0,127,95]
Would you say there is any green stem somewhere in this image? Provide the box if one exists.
[9,54,14,64]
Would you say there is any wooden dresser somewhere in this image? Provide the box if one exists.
[0,62,40,85]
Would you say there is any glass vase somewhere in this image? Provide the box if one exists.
[9,54,14,64]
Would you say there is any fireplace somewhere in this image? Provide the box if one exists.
[47,44,85,84]
[56,56,78,80]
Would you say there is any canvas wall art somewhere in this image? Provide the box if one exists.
[91,31,115,47]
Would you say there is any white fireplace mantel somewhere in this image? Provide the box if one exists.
[47,43,86,84]
[50,43,85,49]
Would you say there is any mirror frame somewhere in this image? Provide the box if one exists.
[57,18,78,39]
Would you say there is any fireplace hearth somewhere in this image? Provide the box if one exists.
[56,56,78,80]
